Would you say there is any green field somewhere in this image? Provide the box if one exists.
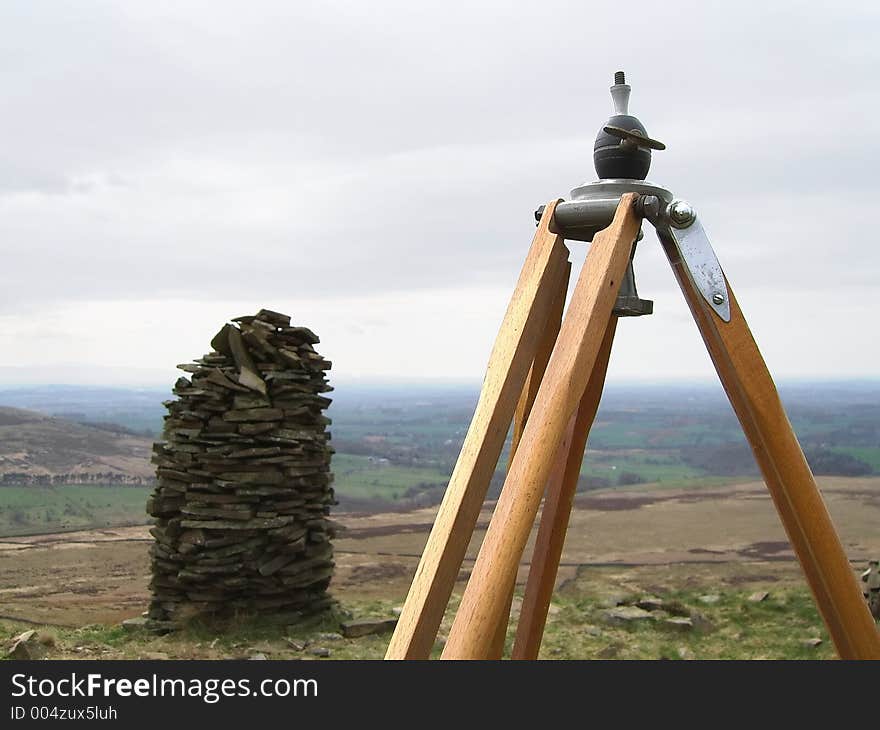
[832,447,880,472]
[580,450,705,485]
[0,485,152,537]
[332,453,449,502]
[0,453,453,536]
[1,382,877,533]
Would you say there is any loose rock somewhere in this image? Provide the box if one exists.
[121,616,148,632]
[635,596,665,612]
[340,618,398,638]
[7,630,43,660]
[662,617,694,631]
[602,606,654,624]
[314,632,343,642]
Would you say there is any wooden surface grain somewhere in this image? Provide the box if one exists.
[661,231,880,660]
[488,261,571,659]
[385,201,570,659]
[512,316,618,660]
[442,194,641,659]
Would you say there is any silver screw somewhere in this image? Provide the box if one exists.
[668,200,696,227]
[712,293,725,305]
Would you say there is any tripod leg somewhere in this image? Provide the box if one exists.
[511,316,618,660]
[385,201,570,659]
[487,260,572,659]
[442,194,641,659]
[663,241,880,660]
[510,261,573,459]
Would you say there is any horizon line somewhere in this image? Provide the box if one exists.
[1,376,879,391]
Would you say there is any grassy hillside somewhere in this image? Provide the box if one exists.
[0,406,154,484]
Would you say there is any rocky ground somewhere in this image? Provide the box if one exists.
[0,561,847,660]
[1,476,877,660]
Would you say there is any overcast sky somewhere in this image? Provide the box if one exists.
[1,1,878,387]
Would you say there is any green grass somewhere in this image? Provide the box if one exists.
[580,450,704,485]
[0,485,152,537]
[0,583,847,660]
[0,605,396,661]
[332,453,449,501]
[528,584,836,660]
[0,453,451,536]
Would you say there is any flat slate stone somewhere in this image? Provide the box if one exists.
[602,606,655,624]
[121,617,149,632]
[340,618,398,638]
[661,617,694,631]
[179,515,295,530]
[222,408,284,422]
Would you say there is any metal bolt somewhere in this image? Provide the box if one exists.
[638,195,661,220]
[668,199,696,227]
[712,293,725,305]
[614,71,626,85]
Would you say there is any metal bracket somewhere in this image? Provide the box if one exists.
[554,179,673,242]
[646,201,731,322]
[533,186,730,323]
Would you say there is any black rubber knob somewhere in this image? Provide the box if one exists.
[593,114,651,180]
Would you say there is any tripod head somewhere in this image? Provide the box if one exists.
[594,71,665,181]
[536,71,673,244]
[533,71,731,323]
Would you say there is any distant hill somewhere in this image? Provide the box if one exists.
[0,407,154,485]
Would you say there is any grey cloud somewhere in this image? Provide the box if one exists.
[0,1,878,323]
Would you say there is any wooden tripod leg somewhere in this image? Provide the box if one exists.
[442,194,641,659]
[511,316,618,660]
[487,261,572,659]
[384,201,570,659]
[665,249,880,660]
[509,261,573,460]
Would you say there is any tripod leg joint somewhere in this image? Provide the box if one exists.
[641,195,731,322]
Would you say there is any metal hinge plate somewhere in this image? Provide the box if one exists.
[660,217,731,322]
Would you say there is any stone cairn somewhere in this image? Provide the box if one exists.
[145,309,335,631]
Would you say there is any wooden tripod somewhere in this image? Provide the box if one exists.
[385,194,880,660]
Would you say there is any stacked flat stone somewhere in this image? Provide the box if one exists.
[145,309,335,631]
